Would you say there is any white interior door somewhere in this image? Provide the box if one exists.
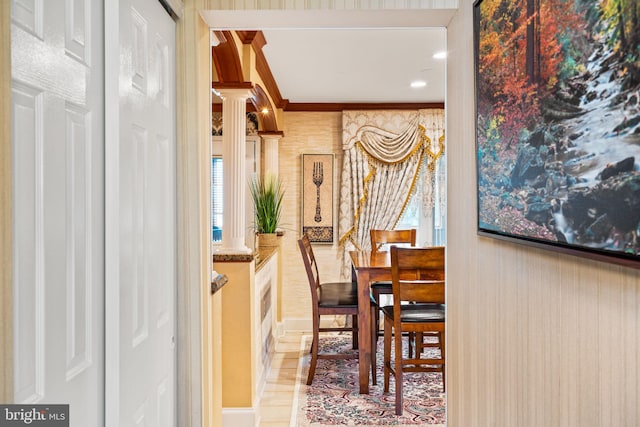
[11,0,105,424]
[106,0,177,425]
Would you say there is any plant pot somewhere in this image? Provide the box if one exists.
[257,233,278,248]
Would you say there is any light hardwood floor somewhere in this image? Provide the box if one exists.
[258,332,307,427]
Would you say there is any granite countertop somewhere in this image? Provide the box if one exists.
[210,245,278,273]
[210,273,229,294]
[211,253,254,263]
[255,246,277,271]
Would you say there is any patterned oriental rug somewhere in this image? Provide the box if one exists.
[290,335,446,427]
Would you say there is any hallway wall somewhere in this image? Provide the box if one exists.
[446,1,640,426]
[278,111,344,325]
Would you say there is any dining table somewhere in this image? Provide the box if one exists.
[349,249,393,394]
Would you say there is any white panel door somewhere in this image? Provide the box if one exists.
[108,0,177,425]
[11,0,104,424]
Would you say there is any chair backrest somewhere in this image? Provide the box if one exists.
[390,245,445,305]
[298,234,320,306]
[370,229,417,254]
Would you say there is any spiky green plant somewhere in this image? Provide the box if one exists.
[249,174,284,234]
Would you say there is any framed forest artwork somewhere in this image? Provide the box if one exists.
[302,154,334,243]
[474,0,640,267]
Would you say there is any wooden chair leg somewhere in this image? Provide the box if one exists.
[372,288,381,341]
[370,306,377,385]
[408,332,414,358]
[306,316,320,385]
[383,316,392,392]
[351,314,358,350]
[416,332,423,354]
[394,326,404,415]
[441,330,446,392]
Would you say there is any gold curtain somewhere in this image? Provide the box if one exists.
[338,109,445,278]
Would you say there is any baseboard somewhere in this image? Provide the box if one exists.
[282,318,310,332]
[275,320,286,338]
[281,316,349,333]
[222,406,258,427]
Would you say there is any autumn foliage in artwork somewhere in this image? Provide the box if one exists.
[475,0,640,258]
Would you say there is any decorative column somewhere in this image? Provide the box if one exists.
[214,86,253,254]
[258,130,285,328]
[259,131,284,178]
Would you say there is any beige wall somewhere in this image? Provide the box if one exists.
[446,1,640,426]
[278,112,345,323]
[176,1,214,425]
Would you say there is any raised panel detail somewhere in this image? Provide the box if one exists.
[65,0,90,65]
[11,0,43,39]
[157,379,169,427]
[12,81,45,403]
[152,35,168,107]
[65,103,93,381]
[132,125,149,348]
[152,135,170,328]
[131,7,148,93]
[133,400,147,427]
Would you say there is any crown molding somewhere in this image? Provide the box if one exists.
[283,102,445,112]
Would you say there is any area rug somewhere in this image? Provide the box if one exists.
[290,334,446,427]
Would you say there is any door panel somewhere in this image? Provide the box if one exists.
[11,0,104,423]
[12,81,44,403]
[114,0,177,425]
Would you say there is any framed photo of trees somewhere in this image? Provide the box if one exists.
[474,0,640,267]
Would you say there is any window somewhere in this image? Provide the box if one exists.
[211,157,223,243]
[396,154,446,246]
[210,135,260,248]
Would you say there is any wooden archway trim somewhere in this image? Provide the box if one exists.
[237,30,289,110]
[250,84,279,132]
[211,30,244,83]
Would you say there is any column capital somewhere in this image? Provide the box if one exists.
[258,130,284,138]
[212,83,254,100]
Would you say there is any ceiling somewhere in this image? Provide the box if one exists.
[260,28,447,104]
[202,8,454,106]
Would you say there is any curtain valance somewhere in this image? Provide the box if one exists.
[337,109,445,279]
[346,116,427,164]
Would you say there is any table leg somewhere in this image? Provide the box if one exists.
[356,269,371,394]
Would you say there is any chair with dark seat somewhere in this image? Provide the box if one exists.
[369,229,416,338]
[298,234,377,385]
[382,245,446,415]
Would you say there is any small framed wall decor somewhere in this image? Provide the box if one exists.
[302,154,334,243]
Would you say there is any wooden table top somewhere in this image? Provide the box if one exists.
[349,250,391,269]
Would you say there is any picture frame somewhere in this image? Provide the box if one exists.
[474,0,640,268]
[302,154,334,243]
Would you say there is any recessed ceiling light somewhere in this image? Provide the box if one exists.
[433,51,447,59]
[410,80,427,88]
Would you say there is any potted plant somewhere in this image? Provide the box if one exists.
[249,174,284,248]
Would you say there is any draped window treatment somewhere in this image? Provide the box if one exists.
[338,109,445,279]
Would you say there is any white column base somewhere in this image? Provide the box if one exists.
[216,242,253,254]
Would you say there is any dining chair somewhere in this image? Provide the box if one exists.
[382,245,446,415]
[369,229,417,340]
[298,234,377,385]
